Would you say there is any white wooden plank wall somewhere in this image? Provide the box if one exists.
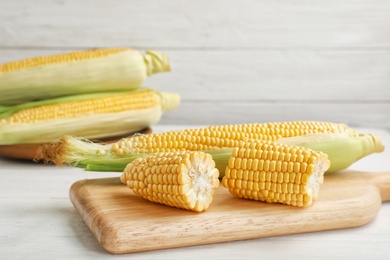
[0,0,389,128]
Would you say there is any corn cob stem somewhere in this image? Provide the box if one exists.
[143,50,171,76]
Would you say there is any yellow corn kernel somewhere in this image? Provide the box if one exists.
[120,151,220,212]
[222,140,330,207]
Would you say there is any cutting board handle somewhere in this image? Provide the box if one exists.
[370,171,390,201]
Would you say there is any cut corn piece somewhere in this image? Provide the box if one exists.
[222,140,330,207]
[120,151,220,212]
[0,88,180,145]
[0,48,170,105]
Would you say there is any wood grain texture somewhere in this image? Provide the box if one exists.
[161,102,390,127]
[1,126,389,259]
[1,0,390,48]
[69,170,390,254]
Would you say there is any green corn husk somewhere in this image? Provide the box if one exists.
[276,132,384,173]
[210,131,384,176]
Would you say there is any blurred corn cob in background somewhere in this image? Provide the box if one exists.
[0,88,180,145]
[37,121,384,175]
[0,48,179,157]
[0,48,170,105]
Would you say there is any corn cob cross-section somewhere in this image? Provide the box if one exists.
[0,48,170,105]
[0,88,180,145]
[120,151,220,212]
[222,140,330,207]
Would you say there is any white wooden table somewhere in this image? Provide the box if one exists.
[1,125,389,259]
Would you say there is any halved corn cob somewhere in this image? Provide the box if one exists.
[0,48,170,106]
[120,151,220,212]
[221,140,330,207]
[36,121,384,176]
[0,88,180,145]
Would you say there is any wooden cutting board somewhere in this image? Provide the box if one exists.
[69,170,390,254]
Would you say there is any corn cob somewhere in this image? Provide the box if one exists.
[221,140,330,207]
[108,121,351,155]
[0,48,170,106]
[120,151,220,212]
[0,88,180,145]
[36,121,384,175]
